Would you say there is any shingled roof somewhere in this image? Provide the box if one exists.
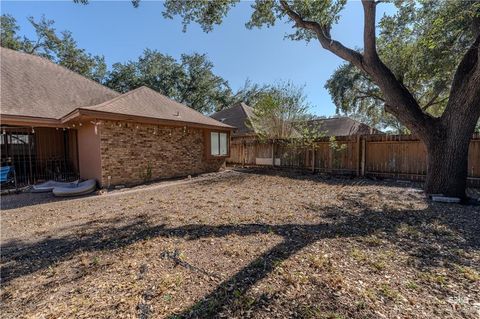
[0,47,119,119]
[1,48,231,129]
[210,102,255,135]
[211,102,381,136]
[78,86,232,129]
[306,117,382,136]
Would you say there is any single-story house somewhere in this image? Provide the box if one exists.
[0,47,233,188]
[210,102,382,137]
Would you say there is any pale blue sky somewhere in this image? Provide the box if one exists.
[1,0,395,115]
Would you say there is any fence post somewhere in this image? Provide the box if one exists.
[356,135,361,176]
[328,144,332,173]
[304,147,308,170]
[312,145,316,173]
[361,136,366,176]
[242,139,246,167]
[271,139,275,167]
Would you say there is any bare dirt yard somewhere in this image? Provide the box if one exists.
[1,169,479,319]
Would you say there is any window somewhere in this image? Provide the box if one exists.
[210,132,228,156]
[219,133,227,155]
[211,132,219,156]
[7,134,30,144]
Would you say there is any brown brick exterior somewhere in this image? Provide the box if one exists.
[98,120,226,187]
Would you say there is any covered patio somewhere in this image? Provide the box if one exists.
[1,126,79,188]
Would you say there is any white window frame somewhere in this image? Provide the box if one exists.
[210,131,228,156]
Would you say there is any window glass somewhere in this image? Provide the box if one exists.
[211,132,219,155]
[10,134,29,144]
[219,133,227,155]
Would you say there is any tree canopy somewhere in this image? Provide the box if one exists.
[227,79,272,108]
[248,81,311,140]
[104,49,232,114]
[325,1,480,133]
[1,14,107,82]
[1,13,296,114]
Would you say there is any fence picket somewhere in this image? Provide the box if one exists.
[227,134,480,187]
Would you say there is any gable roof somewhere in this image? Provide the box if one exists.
[0,47,119,120]
[210,102,381,136]
[307,117,382,136]
[210,102,255,135]
[77,86,232,129]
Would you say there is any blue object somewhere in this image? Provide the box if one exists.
[0,166,15,184]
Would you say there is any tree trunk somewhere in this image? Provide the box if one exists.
[424,132,471,199]
[281,0,480,200]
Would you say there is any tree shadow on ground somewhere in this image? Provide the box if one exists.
[0,191,98,210]
[2,194,479,317]
[231,167,480,199]
[0,171,247,211]
[231,166,426,188]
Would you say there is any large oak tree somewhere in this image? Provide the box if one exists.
[325,2,480,134]
[149,0,479,199]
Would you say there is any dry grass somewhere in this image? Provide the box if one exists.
[1,168,479,318]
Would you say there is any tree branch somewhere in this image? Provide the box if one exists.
[279,0,365,71]
[356,89,385,102]
[441,33,480,126]
[421,87,447,111]
[26,35,45,54]
[280,0,434,139]
[362,0,378,61]
[422,96,448,111]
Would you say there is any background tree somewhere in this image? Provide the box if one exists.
[1,14,24,51]
[177,53,232,113]
[1,14,107,82]
[146,0,480,199]
[1,13,291,114]
[248,81,319,166]
[248,81,310,140]
[227,79,271,108]
[104,49,232,114]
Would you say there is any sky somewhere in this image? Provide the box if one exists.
[1,0,396,116]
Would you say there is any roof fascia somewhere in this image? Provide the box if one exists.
[62,109,234,131]
[0,114,63,127]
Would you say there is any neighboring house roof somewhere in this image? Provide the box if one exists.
[306,117,382,136]
[78,86,232,129]
[0,48,231,130]
[0,47,119,119]
[211,101,381,137]
[210,102,255,135]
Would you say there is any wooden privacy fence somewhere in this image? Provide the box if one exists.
[227,134,480,187]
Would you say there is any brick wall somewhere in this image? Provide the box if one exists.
[99,120,226,187]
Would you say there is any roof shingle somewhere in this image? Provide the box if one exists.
[211,103,255,135]
[82,86,232,128]
[0,47,119,119]
[306,117,382,136]
[211,103,381,136]
[1,48,231,129]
